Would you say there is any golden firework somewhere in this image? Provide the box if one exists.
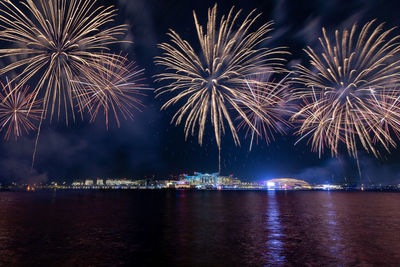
[73,54,150,128]
[155,4,288,149]
[292,20,400,158]
[0,0,128,122]
[0,79,42,140]
[236,73,292,151]
[366,88,400,149]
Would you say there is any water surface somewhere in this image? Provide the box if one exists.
[0,190,399,266]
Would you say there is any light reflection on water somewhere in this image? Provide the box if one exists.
[265,191,285,264]
[0,190,400,266]
[323,192,343,257]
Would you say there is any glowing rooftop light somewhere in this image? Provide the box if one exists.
[267,182,275,187]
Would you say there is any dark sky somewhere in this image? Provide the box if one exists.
[2,0,400,185]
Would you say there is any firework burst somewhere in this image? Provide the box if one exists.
[366,88,400,149]
[155,4,288,149]
[236,73,292,151]
[0,79,42,140]
[73,54,150,128]
[292,20,400,158]
[0,0,128,121]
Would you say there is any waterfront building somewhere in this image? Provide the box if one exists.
[175,181,191,189]
[105,179,137,187]
[217,176,241,186]
[156,180,176,188]
[184,172,219,186]
[241,182,263,189]
[85,180,94,186]
[313,184,343,190]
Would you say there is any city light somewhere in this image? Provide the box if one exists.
[267,182,275,188]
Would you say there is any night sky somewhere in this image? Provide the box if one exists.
[1,0,400,185]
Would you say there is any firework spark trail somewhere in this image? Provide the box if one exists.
[366,88,400,148]
[155,4,288,153]
[0,78,42,140]
[0,0,129,122]
[72,54,151,128]
[235,72,293,151]
[291,20,400,158]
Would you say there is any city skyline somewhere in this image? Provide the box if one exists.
[1,0,400,186]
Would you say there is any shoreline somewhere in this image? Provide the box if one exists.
[1,187,400,193]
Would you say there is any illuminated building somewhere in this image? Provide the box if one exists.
[177,172,243,189]
[217,176,241,186]
[85,180,94,186]
[105,179,137,186]
[158,180,176,188]
[96,179,104,186]
[263,178,311,190]
[314,184,343,190]
[183,172,219,186]
[175,181,191,189]
[72,181,83,186]
[26,185,36,191]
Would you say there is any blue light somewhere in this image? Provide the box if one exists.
[322,184,331,190]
